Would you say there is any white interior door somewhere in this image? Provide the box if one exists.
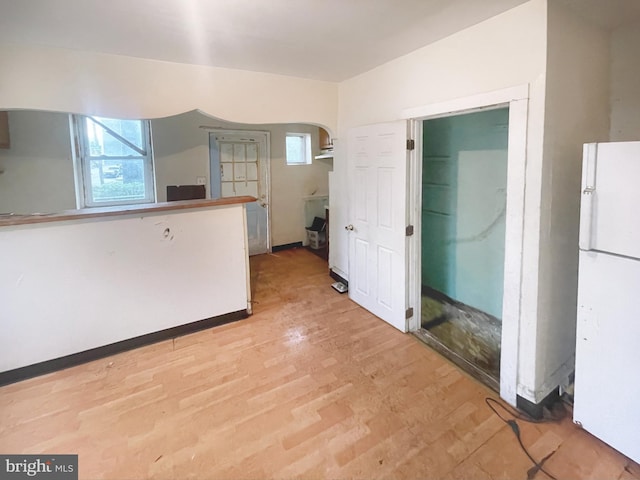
[210,131,270,255]
[347,121,408,332]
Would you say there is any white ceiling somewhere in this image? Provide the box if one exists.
[0,0,529,82]
[1,0,638,82]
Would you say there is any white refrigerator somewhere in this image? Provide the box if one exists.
[574,141,640,464]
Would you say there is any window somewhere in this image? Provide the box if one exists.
[285,132,312,165]
[74,115,155,207]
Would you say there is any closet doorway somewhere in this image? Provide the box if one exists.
[418,108,509,390]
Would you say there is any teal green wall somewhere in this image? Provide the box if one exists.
[422,108,508,319]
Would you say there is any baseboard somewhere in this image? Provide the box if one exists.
[329,269,348,286]
[0,310,248,387]
[272,242,303,252]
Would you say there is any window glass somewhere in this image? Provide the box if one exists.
[286,133,312,165]
[85,117,144,156]
[75,116,155,207]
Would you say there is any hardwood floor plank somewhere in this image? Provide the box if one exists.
[0,248,638,480]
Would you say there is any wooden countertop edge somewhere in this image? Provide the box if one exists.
[0,196,257,227]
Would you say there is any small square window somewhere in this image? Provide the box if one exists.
[286,133,312,165]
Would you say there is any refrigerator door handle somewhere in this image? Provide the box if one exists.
[579,186,595,250]
[579,143,598,251]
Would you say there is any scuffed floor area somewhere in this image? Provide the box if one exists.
[0,249,637,479]
[420,286,501,389]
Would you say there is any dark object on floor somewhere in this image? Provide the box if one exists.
[485,397,561,480]
[272,242,303,252]
[167,184,206,201]
[330,269,348,286]
[332,281,348,293]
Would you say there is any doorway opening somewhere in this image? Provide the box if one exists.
[418,107,509,390]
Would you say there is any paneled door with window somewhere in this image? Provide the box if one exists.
[210,131,270,255]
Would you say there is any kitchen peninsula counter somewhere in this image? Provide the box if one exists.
[0,196,256,227]
[0,196,255,384]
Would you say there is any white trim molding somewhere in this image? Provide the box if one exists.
[401,84,529,120]
[404,84,530,407]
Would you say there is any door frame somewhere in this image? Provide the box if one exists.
[209,129,272,253]
[402,84,530,406]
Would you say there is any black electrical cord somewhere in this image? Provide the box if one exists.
[484,397,548,423]
[485,397,559,480]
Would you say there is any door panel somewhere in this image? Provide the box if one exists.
[354,167,368,222]
[378,168,394,228]
[377,246,393,308]
[354,238,369,296]
[348,121,408,332]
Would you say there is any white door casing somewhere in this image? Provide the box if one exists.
[403,84,530,407]
[347,121,409,332]
[210,131,270,255]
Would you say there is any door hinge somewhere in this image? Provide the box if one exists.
[407,139,415,151]
[405,307,414,319]
[405,225,414,236]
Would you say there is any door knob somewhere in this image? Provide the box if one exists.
[345,224,354,231]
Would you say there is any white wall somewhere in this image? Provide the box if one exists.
[151,112,212,202]
[2,0,624,405]
[0,109,331,247]
[336,1,547,131]
[0,110,76,213]
[268,124,332,246]
[0,205,249,372]
[333,0,621,405]
[421,109,509,320]
[610,21,640,141]
[0,41,339,248]
[332,0,548,286]
[0,44,338,132]
[526,1,610,402]
[455,149,508,319]
[152,111,332,246]
[332,0,615,404]
[333,2,548,404]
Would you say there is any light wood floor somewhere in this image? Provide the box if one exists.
[1,248,638,480]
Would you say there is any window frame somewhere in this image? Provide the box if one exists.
[73,115,156,208]
[285,132,313,165]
